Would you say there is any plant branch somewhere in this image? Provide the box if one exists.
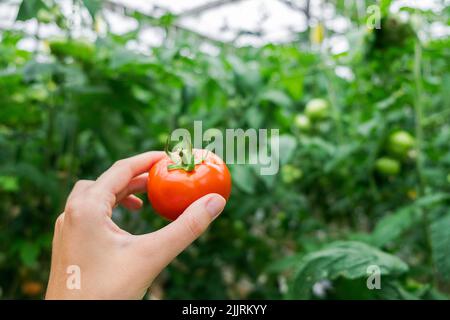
[278,0,308,15]
[103,0,230,46]
[178,0,249,18]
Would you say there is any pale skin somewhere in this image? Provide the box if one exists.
[45,151,226,299]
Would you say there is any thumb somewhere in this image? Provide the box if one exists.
[142,193,226,264]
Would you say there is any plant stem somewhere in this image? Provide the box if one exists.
[323,57,344,144]
[414,42,425,195]
[413,39,436,285]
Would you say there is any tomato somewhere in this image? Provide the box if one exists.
[281,165,303,184]
[294,114,311,131]
[21,281,43,296]
[37,9,53,24]
[305,98,329,120]
[147,149,231,220]
[387,131,415,157]
[375,157,401,176]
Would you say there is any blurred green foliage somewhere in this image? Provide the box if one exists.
[0,0,449,299]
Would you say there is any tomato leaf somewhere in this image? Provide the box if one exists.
[370,193,450,248]
[19,242,40,267]
[230,165,256,194]
[431,214,450,282]
[16,0,47,21]
[291,241,408,299]
[272,134,297,166]
[259,89,292,108]
[0,175,19,192]
[81,0,103,19]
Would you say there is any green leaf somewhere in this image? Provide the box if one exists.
[0,175,19,192]
[266,253,303,273]
[380,0,393,15]
[22,60,56,82]
[370,207,422,247]
[245,106,264,129]
[300,136,336,155]
[253,164,276,189]
[430,214,450,282]
[16,0,47,21]
[442,74,450,110]
[291,241,408,299]
[324,143,358,173]
[259,89,292,108]
[19,242,40,267]
[281,71,303,100]
[82,0,103,19]
[49,39,95,63]
[415,193,450,207]
[228,56,261,93]
[370,193,450,247]
[230,165,256,194]
[273,134,297,165]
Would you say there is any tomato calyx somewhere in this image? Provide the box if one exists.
[164,138,208,172]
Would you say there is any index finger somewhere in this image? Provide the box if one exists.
[94,151,165,197]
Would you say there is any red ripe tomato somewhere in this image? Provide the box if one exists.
[147,149,231,220]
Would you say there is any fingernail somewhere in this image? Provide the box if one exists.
[205,194,226,219]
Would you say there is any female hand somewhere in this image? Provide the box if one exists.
[45,151,226,299]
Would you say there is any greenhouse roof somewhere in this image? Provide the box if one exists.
[0,0,448,51]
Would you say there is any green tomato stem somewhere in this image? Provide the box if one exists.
[165,138,204,172]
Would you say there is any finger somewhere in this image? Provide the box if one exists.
[137,194,226,266]
[120,194,143,211]
[116,173,149,203]
[52,213,65,251]
[66,180,94,203]
[94,151,164,204]
[47,212,65,298]
[64,180,100,221]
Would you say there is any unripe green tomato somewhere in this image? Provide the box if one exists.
[281,165,303,184]
[305,98,329,120]
[37,9,53,24]
[375,157,401,176]
[387,131,415,156]
[294,114,311,131]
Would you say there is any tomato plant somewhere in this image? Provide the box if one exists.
[1,0,449,300]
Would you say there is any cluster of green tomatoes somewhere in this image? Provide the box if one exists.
[294,98,330,131]
[281,98,329,185]
[285,98,417,181]
[374,131,415,177]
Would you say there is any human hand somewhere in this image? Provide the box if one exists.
[45,151,226,299]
